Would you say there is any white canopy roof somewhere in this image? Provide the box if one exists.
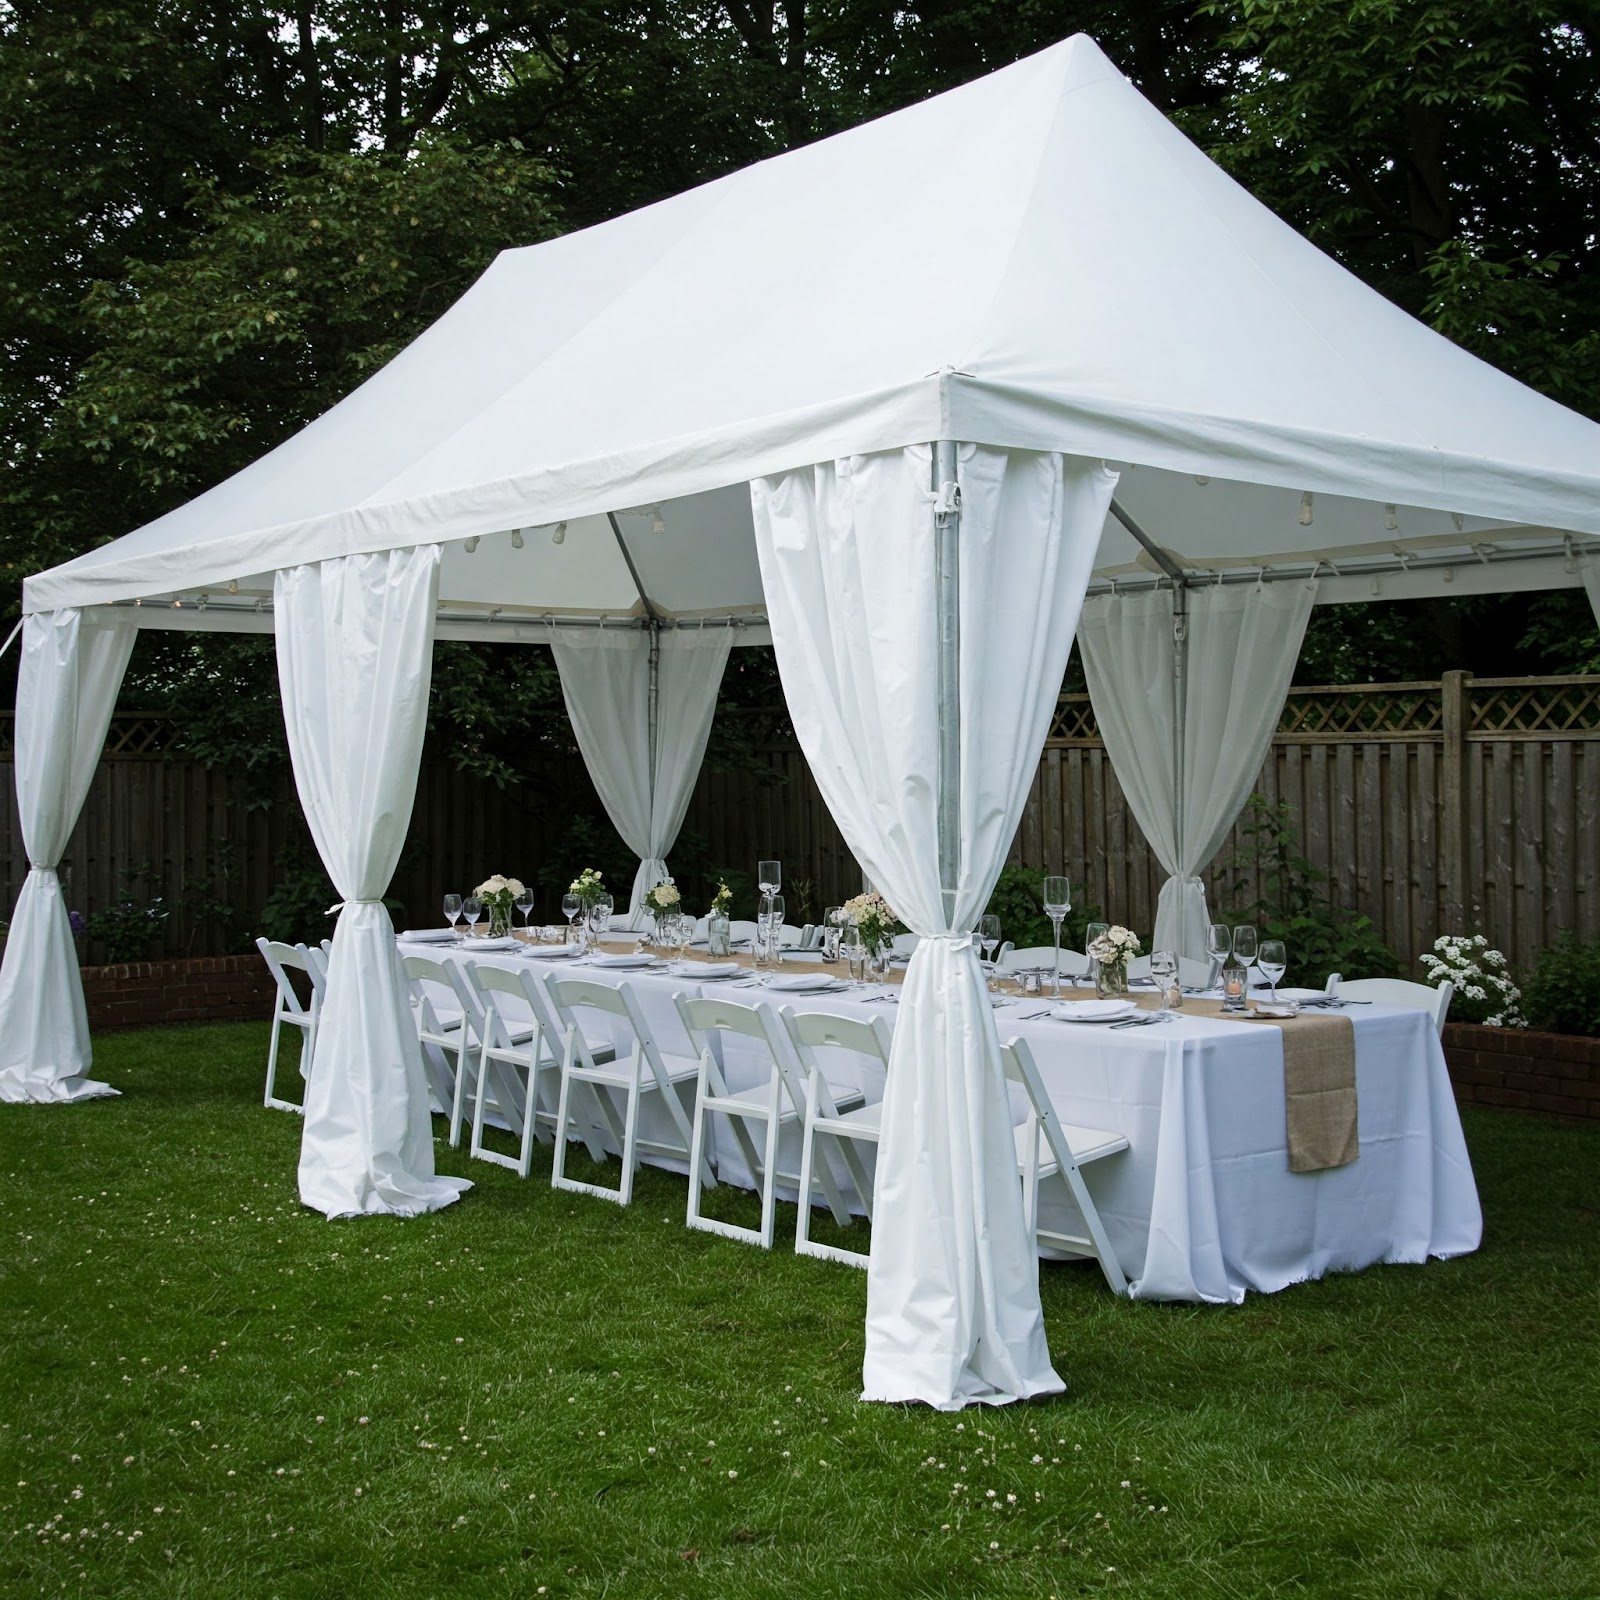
[26,32,1600,626]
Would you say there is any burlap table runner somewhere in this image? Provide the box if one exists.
[548,942,1358,1172]
[1127,992,1358,1172]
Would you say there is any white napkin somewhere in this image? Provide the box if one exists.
[765,973,841,993]
[591,953,654,969]
[399,928,457,944]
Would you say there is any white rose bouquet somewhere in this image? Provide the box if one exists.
[473,874,525,937]
[644,879,681,916]
[1420,934,1525,1027]
[1088,924,1141,984]
[843,890,901,953]
[569,867,606,909]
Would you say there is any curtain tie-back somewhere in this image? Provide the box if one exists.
[921,932,975,951]
[325,898,386,914]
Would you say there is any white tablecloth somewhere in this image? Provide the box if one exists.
[410,942,1482,1303]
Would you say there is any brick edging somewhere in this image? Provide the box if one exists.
[80,954,274,1032]
[1442,1021,1600,1122]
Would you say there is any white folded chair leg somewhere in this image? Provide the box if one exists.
[546,977,711,1207]
[675,993,863,1250]
[466,962,557,1179]
[1001,1036,1130,1295]
[783,1007,890,1268]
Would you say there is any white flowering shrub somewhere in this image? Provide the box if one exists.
[1420,934,1525,1028]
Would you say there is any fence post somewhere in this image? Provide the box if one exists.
[1439,670,1472,931]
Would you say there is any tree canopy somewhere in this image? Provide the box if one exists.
[2,0,1597,751]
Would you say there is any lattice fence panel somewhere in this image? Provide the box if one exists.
[1470,677,1600,738]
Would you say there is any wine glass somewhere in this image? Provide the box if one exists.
[514,884,534,931]
[978,913,1001,989]
[1259,939,1287,1003]
[1084,920,1108,990]
[1150,948,1178,1003]
[590,893,613,945]
[1205,922,1232,990]
[842,924,866,985]
[1232,925,1259,988]
[674,913,694,965]
[462,894,482,939]
[822,906,843,962]
[1043,875,1071,998]
[561,892,581,944]
[442,892,463,940]
[762,894,786,966]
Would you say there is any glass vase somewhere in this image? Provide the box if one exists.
[1095,961,1129,999]
[487,902,513,939]
[707,910,731,957]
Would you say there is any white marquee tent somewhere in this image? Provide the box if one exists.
[6,33,1599,1409]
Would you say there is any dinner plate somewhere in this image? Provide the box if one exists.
[684,962,742,979]
[525,944,581,959]
[591,953,655,969]
[462,936,520,952]
[1050,999,1139,1022]
[1275,987,1326,1002]
[398,928,457,944]
[765,973,843,993]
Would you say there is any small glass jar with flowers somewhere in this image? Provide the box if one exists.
[843,890,902,980]
[474,874,525,939]
[706,880,734,956]
[1089,923,1141,998]
[643,877,682,945]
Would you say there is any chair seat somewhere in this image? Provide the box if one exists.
[710,1077,865,1121]
[1016,1119,1128,1176]
[811,1098,882,1139]
[573,1050,699,1090]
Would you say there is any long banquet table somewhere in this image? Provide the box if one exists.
[412,938,1482,1304]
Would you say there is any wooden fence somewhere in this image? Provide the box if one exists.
[2,673,1597,973]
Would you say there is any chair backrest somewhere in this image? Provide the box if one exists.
[1128,954,1213,988]
[726,919,760,946]
[891,932,920,956]
[466,959,548,1052]
[1327,974,1454,1035]
[1001,1035,1075,1172]
[798,923,822,949]
[546,975,665,1076]
[781,1006,892,1070]
[776,922,804,946]
[403,953,484,1040]
[256,936,316,1018]
[674,992,806,1110]
[1002,945,1089,976]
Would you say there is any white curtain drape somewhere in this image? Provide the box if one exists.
[0,610,135,1103]
[552,627,732,925]
[1584,549,1600,631]
[1079,579,1316,961]
[276,546,470,1219]
[752,444,1118,1409]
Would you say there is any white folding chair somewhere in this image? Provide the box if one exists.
[1001,1036,1129,1295]
[798,923,822,950]
[545,976,712,1207]
[465,963,561,1178]
[1326,973,1454,1035]
[403,953,532,1146]
[674,993,864,1249]
[256,937,327,1113]
[726,919,760,949]
[890,932,921,957]
[783,1007,891,1267]
[1002,945,1090,978]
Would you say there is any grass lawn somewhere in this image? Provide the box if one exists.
[1,1022,1596,1600]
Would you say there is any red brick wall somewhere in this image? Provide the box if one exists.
[81,955,275,1032]
[1442,1022,1600,1123]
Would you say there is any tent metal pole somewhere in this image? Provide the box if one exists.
[934,440,962,924]
[0,618,22,661]
[1109,499,1191,933]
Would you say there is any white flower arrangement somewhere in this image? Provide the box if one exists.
[569,867,606,907]
[1420,933,1525,1028]
[644,879,681,915]
[1088,925,1141,967]
[843,890,901,952]
[472,874,525,935]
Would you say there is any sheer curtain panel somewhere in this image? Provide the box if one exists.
[1078,579,1315,961]
[752,445,1117,1409]
[276,546,470,1218]
[552,627,731,925]
[0,610,135,1103]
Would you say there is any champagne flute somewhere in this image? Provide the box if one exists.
[763,894,786,966]
[462,894,482,938]
[978,913,1001,990]
[442,892,463,940]
[1232,925,1259,988]
[1150,948,1178,1003]
[842,925,866,985]
[1259,939,1287,1003]
[1084,920,1109,991]
[590,893,614,945]
[514,884,534,932]
[674,913,694,966]
[561,892,581,945]
[1043,875,1071,998]
[1205,922,1232,991]
[757,858,781,925]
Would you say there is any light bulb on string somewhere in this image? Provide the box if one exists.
[551,522,567,545]
[1299,492,1314,526]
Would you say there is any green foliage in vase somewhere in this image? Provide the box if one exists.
[1520,933,1600,1038]
[1219,795,1400,988]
